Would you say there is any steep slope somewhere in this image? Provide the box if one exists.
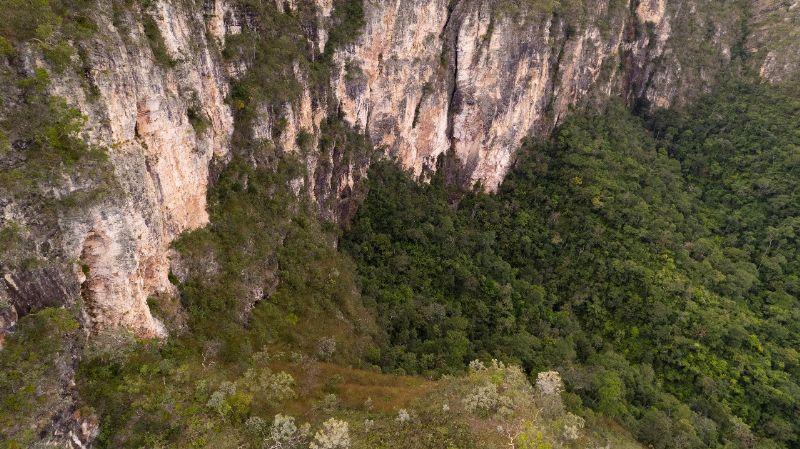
[342,85,800,447]
[1,0,233,338]
[331,0,750,189]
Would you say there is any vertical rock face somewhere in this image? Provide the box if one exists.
[332,0,452,178]
[331,0,756,190]
[40,0,234,336]
[748,0,800,81]
[1,2,794,446]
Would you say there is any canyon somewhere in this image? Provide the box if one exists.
[0,1,799,445]
[3,0,797,343]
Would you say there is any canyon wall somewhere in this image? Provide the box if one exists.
[0,1,797,446]
[2,0,798,341]
[2,0,233,338]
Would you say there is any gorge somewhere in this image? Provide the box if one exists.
[1,0,799,447]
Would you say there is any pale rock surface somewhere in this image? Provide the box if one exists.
[330,0,778,190]
[45,0,233,336]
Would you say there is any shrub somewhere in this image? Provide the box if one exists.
[266,372,296,401]
[187,98,210,135]
[309,418,350,449]
[318,393,339,412]
[142,12,174,67]
[534,371,565,419]
[396,408,411,423]
[534,372,563,397]
[207,390,229,417]
[245,415,267,436]
[463,383,512,416]
[324,0,365,56]
[560,413,585,441]
[468,359,487,372]
[206,380,251,420]
[317,336,337,361]
[363,419,374,432]
[0,308,79,446]
[515,422,554,449]
[267,414,309,448]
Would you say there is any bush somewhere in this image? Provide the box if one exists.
[141,11,174,67]
[463,383,512,416]
[310,418,350,449]
[534,371,564,419]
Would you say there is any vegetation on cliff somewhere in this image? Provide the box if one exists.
[0,308,80,447]
[72,136,637,449]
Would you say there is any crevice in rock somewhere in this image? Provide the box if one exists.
[78,230,105,333]
[444,3,461,151]
[544,15,568,120]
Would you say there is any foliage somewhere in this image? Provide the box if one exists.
[223,0,368,158]
[223,1,318,135]
[310,418,350,449]
[171,156,377,361]
[0,0,97,70]
[0,68,110,197]
[77,154,378,447]
[324,0,365,56]
[140,1,174,67]
[0,308,79,447]
[342,83,800,448]
[0,0,112,225]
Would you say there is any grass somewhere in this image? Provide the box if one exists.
[275,361,435,415]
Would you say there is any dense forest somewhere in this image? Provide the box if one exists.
[343,80,800,448]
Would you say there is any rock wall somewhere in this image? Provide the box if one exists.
[2,0,234,337]
[2,2,796,447]
[73,0,232,336]
[748,0,800,81]
[330,0,755,190]
[2,0,797,340]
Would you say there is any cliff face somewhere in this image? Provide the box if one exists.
[748,0,800,81]
[2,0,233,338]
[66,2,233,337]
[1,0,798,342]
[0,1,797,447]
[330,0,754,190]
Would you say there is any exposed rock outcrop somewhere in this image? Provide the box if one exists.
[3,0,235,336]
[748,0,800,82]
[1,1,797,446]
